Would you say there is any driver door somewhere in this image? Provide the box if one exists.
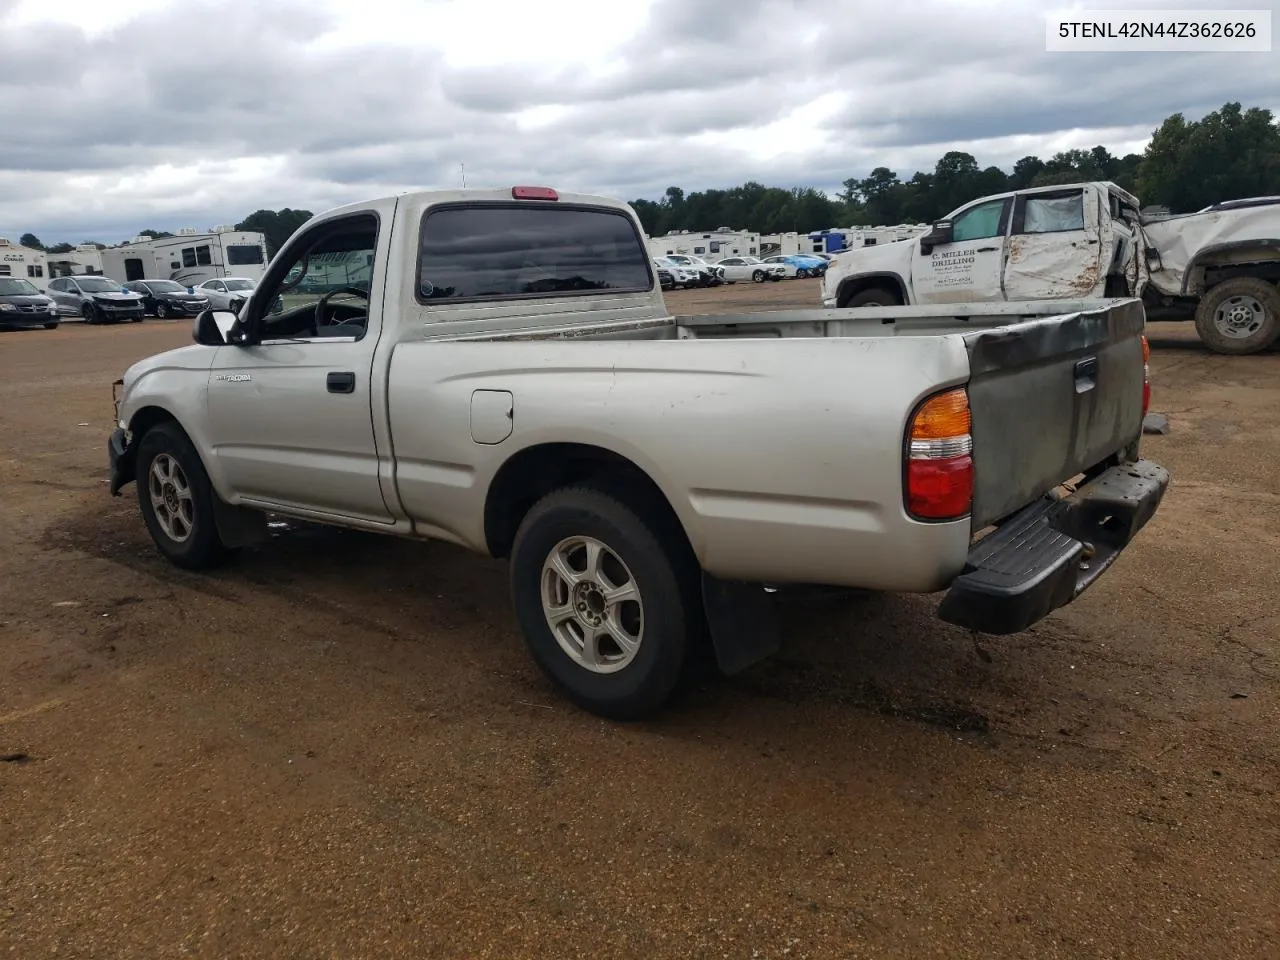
[204,204,394,524]
[911,196,1011,305]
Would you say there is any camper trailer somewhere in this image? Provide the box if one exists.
[100,228,269,287]
[0,238,50,292]
[47,244,106,284]
[646,229,761,261]
[762,224,931,257]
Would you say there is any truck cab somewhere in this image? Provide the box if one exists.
[823,182,1144,310]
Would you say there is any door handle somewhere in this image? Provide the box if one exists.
[1073,356,1098,393]
[975,246,999,252]
[326,371,356,394]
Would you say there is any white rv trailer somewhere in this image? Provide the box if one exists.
[47,244,106,284]
[761,224,931,257]
[646,229,761,260]
[100,227,269,287]
[0,238,50,291]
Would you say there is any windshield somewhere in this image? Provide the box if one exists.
[0,278,41,296]
[147,280,187,293]
[224,279,255,291]
[78,277,127,293]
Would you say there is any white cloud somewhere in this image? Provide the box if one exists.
[0,0,1275,243]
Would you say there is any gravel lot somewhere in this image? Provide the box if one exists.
[2,279,1277,959]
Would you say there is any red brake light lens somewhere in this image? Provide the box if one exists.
[908,458,974,519]
[906,386,973,521]
[512,186,559,200]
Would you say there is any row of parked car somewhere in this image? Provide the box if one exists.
[4,252,826,332]
[650,253,831,290]
[0,275,261,330]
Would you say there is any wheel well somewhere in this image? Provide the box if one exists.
[484,443,692,561]
[1200,260,1280,294]
[129,405,179,440]
[837,274,906,306]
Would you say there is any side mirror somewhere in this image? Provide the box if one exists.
[919,219,953,254]
[193,308,241,346]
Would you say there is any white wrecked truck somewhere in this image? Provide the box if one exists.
[822,182,1280,355]
[107,185,1169,719]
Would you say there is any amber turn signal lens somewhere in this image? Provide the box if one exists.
[910,387,971,440]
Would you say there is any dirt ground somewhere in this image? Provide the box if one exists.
[2,279,1277,959]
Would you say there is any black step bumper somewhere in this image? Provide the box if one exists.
[937,459,1170,635]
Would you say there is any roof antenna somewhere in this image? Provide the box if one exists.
[460,162,466,189]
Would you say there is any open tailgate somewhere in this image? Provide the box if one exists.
[963,298,1147,529]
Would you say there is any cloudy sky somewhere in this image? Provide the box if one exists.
[1,0,1276,244]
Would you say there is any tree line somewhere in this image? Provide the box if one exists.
[15,101,1278,252]
[630,101,1280,236]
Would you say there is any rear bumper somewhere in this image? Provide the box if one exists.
[937,459,1170,635]
[108,427,134,496]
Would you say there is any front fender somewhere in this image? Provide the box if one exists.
[114,345,228,497]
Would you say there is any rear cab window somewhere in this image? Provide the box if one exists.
[416,204,653,303]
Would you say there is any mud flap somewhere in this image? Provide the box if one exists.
[700,572,781,675]
[211,496,269,548]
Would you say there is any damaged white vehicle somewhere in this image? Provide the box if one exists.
[822,182,1280,355]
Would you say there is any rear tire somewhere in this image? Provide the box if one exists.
[134,421,233,570]
[43,322,58,330]
[843,286,902,308]
[509,486,696,720]
[1193,277,1280,355]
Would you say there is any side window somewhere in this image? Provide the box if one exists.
[950,198,1010,242]
[182,248,197,268]
[226,244,264,266]
[49,279,64,292]
[195,245,212,266]
[210,281,225,292]
[417,204,651,303]
[1018,191,1086,234]
[253,212,378,342]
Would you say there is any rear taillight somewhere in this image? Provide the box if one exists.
[1141,334,1151,416]
[906,386,973,521]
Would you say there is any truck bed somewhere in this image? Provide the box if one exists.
[677,298,1148,530]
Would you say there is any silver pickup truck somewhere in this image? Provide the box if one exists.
[107,186,1169,719]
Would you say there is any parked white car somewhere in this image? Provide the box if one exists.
[193,277,258,310]
[661,254,723,285]
[655,257,702,289]
[714,256,786,283]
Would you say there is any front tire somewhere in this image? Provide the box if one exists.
[134,421,232,570]
[843,286,902,308]
[156,301,169,319]
[1193,277,1280,355]
[81,302,97,324]
[43,322,58,330]
[752,270,765,283]
[509,487,695,720]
